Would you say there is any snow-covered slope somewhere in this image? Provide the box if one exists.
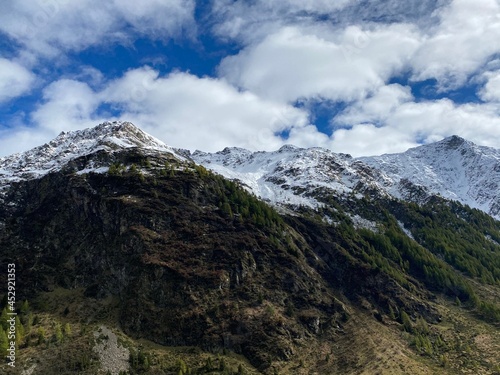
[0,121,182,195]
[193,136,500,220]
[192,145,387,209]
[360,136,500,219]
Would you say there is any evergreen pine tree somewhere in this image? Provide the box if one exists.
[389,305,396,320]
[25,312,34,335]
[400,310,413,333]
[37,327,46,345]
[0,308,8,330]
[0,327,8,353]
[55,323,63,344]
[15,316,24,346]
[177,359,187,374]
[63,323,71,337]
[19,300,29,315]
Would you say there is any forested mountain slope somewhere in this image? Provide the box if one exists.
[0,122,498,374]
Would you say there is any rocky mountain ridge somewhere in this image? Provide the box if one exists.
[361,135,500,219]
[2,121,498,220]
[192,145,387,210]
[193,136,500,220]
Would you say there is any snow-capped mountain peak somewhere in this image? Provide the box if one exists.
[360,135,500,219]
[193,135,500,220]
[0,121,182,191]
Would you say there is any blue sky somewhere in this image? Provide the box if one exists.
[0,0,500,157]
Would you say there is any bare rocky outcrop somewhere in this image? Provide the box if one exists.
[93,326,129,375]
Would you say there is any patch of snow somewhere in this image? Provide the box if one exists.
[1,123,498,223]
[485,234,500,247]
[76,166,109,175]
[192,146,385,209]
[193,137,500,221]
[397,221,414,240]
[349,214,379,232]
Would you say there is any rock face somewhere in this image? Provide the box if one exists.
[0,155,339,370]
[2,121,498,219]
[2,161,435,370]
[93,326,130,375]
[192,145,387,209]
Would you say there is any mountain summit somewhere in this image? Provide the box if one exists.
[0,121,178,177]
[360,135,500,219]
[0,121,183,197]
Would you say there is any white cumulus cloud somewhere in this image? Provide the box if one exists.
[0,58,36,103]
[218,24,421,103]
[330,88,500,155]
[0,67,311,156]
[480,69,500,102]
[411,0,500,88]
[100,68,310,151]
[0,0,196,59]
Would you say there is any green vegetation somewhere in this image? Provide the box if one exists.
[400,310,413,333]
[207,170,284,229]
[37,327,46,345]
[108,162,126,176]
[392,199,500,321]
[54,323,63,344]
[396,200,500,285]
[0,327,8,353]
[310,192,500,322]
[63,322,72,337]
[129,348,152,373]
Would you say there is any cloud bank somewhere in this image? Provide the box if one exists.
[1,0,500,157]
